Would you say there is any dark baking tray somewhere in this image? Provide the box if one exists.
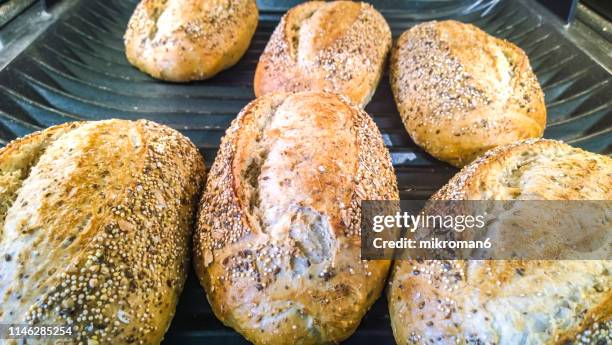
[0,0,610,344]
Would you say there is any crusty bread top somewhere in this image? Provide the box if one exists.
[0,120,205,343]
[434,138,611,200]
[390,20,546,166]
[389,140,611,345]
[124,0,258,81]
[196,91,398,261]
[392,20,544,122]
[254,1,391,107]
[194,92,398,344]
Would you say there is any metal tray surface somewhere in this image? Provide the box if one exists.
[0,0,609,344]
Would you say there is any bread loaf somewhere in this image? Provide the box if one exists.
[254,1,391,108]
[0,120,206,344]
[124,0,258,82]
[390,20,546,167]
[193,92,399,344]
[388,139,612,344]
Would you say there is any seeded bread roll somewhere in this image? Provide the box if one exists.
[0,120,206,344]
[390,20,546,167]
[253,1,391,108]
[124,0,258,82]
[193,92,399,344]
[389,139,612,345]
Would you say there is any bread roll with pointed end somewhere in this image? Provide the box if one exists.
[0,120,206,344]
[254,1,391,108]
[389,139,612,345]
[193,92,398,344]
[124,0,258,82]
[390,20,546,167]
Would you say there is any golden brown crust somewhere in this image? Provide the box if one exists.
[254,1,391,108]
[194,92,399,344]
[0,120,206,344]
[390,20,546,167]
[389,139,612,345]
[434,138,611,200]
[124,0,258,82]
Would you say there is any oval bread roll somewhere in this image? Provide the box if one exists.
[389,139,612,345]
[390,20,546,167]
[254,1,391,108]
[193,92,398,344]
[0,120,206,344]
[124,0,258,82]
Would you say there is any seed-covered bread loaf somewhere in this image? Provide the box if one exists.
[124,0,258,82]
[390,20,546,167]
[0,120,206,344]
[193,92,398,344]
[254,1,391,108]
[389,139,612,345]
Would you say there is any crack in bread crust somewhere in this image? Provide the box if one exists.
[0,123,81,238]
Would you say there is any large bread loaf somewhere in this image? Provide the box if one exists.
[390,20,546,167]
[194,92,398,344]
[388,139,612,345]
[0,119,206,344]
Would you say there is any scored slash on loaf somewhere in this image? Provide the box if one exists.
[254,1,392,108]
[193,92,399,345]
[0,120,206,344]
